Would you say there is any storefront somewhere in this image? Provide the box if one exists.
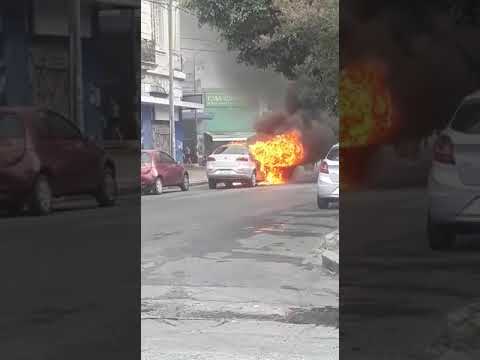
[141,94,203,161]
[200,91,259,157]
[0,1,140,146]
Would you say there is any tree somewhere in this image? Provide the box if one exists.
[183,0,339,118]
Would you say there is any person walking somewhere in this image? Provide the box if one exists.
[183,145,192,164]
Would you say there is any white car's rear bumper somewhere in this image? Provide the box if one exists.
[428,166,480,226]
[317,174,339,199]
[207,167,254,181]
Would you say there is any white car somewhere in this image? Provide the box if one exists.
[317,143,339,208]
[206,144,263,189]
[427,91,480,250]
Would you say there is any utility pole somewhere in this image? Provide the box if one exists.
[168,0,176,160]
[69,0,84,131]
[193,53,198,163]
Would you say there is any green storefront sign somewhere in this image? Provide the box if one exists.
[205,93,247,108]
[203,91,257,134]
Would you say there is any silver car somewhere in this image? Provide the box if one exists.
[428,91,480,250]
[206,144,263,189]
[317,143,339,208]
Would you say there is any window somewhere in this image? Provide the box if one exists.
[159,151,175,164]
[152,2,164,50]
[45,111,82,140]
[451,103,480,134]
[327,147,340,161]
[0,114,24,139]
[214,145,249,155]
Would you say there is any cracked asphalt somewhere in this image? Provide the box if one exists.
[141,183,339,359]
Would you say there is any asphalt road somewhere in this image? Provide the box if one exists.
[141,183,339,359]
[0,195,140,359]
[341,188,480,359]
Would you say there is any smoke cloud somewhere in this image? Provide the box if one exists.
[341,1,480,140]
[254,82,336,164]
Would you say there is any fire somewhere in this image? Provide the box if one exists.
[249,130,305,185]
[340,62,395,147]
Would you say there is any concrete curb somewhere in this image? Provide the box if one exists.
[321,251,339,274]
[190,181,208,187]
[302,230,339,275]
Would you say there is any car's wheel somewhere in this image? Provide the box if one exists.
[180,173,190,191]
[317,195,329,209]
[96,167,118,207]
[208,179,216,189]
[30,175,53,216]
[154,177,164,195]
[428,215,455,250]
[247,172,257,187]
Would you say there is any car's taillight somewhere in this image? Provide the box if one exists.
[236,157,249,162]
[320,160,329,174]
[207,156,216,162]
[434,135,455,164]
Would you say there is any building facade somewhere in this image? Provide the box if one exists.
[140,0,202,161]
[0,0,140,146]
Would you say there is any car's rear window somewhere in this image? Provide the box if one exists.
[214,145,248,155]
[0,114,24,139]
[141,152,151,165]
[451,103,480,134]
[327,147,339,161]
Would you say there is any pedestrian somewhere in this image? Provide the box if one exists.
[184,145,192,164]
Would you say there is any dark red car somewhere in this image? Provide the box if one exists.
[141,150,189,194]
[0,107,118,215]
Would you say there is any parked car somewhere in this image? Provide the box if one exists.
[141,150,189,195]
[206,143,264,189]
[317,143,340,208]
[0,107,117,215]
[427,91,480,250]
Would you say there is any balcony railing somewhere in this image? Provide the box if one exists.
[141,39,155,64]
[141,40,184,73]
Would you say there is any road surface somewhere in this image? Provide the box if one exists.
[0,195,140,359]
[341,188,480,359]
[141,183,339,359]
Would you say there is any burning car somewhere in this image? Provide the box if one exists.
[248,130,305,185]
[206,143,264,189]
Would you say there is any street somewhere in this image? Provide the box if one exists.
[0,195,140,359]
[141,183,339,359]
[341,188,480,359]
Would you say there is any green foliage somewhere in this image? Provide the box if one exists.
[183,0,339,117]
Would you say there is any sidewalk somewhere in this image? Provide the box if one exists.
[105,150,208,195]
[184,164,208,186]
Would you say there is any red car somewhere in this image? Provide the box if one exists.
[141,150,189,194]
[0,107,118,215]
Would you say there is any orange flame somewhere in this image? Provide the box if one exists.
[249,130,305,185]
[340,62,396,147]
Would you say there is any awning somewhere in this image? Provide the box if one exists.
[205,132,255,142]
[141,96,204,110]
